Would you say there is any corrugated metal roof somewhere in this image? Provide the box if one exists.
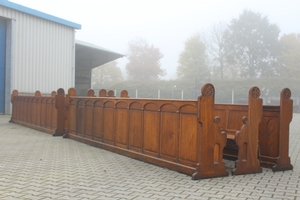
[0,0,81,29]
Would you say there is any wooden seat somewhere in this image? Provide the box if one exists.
[215,87,293,173]
[216,87,263,175]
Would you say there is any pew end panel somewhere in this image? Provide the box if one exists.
[192,83,228,180]
[53,88,66,136]
[259,88,293,171]
[232,86,262,175]
[10,89,19,122]
[215,87,263,175]
[217,87,293,173]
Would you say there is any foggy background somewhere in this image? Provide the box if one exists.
[11,0,300,78]
[10,0,300,109]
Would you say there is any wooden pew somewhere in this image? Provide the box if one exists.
[215,87,293,172]
[259,88,293,171]
[10,89,65,136]
[10,84,293,178]
[62,83,229,179]
[215,87,263,175]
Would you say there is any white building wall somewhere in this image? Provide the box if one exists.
[0,6,75,94]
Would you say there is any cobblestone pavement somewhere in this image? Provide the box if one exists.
[0,114,300,200]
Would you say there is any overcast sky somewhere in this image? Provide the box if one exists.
[10,0,300,79]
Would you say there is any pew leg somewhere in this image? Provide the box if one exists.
[272,157,293,172]
[232,143,262,175]
[192,162,228,180]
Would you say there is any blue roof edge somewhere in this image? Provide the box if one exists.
[0,1,81,29]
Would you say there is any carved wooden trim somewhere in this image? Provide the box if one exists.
[201,83,214,98]
[233,86,262,175]
[107,90,115,97]
[35,90,41,97]
[120,90,129,98]
[99,89,107,97]
[68,88,76,96]
[87,89,96,97]
[192,83,228,179]
[53,88,66,136]
[273,88,293,171]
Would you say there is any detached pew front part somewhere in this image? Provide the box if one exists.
[10,90,58,134]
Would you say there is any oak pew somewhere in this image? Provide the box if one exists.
[9,84,293,178]
[215,88,293,172]
[215,87,263,175]
[259,88,293,171]
[10,89,64,136]
[62,84,229,179]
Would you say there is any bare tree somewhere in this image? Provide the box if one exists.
[202,22,233,79]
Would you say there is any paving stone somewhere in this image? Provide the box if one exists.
[165,192,189,199]
[272,195,295,200]
[221,196,242,200]
[146,194,173,200]
[1,114,300,199]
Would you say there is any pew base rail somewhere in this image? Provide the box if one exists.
[63,133,229,179]
[223,139,294,172]
[10,119,55,135]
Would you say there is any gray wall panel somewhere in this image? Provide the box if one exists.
[0,6,75,94]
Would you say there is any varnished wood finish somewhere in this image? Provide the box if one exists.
[10,84,293,178]
[192,83,228,179]
[216,87,263,175]
[10,90,18,122]
[232,87,262,175]
[259,88,293,171]
[216,88,293,173]
[53,88,66,136]
[64,84,228,179]
[10,90,58,134]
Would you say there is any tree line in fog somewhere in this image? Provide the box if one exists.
[92,10,300,90]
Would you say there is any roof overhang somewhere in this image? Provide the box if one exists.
[75,40,125,70]
[0,0,81,29]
